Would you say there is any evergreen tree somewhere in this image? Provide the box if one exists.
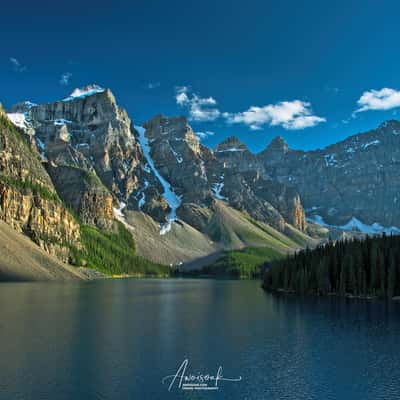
[263,234,400,299]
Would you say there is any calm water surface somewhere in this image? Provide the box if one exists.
[0,279,399,400]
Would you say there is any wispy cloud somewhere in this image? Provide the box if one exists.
[59,72,72,86]
[355,88,400,113]
[325,86,340,94]
[195,130,215,140]
[147,82,160,89]
[175,86,221,122]
[10,57,27,72]
[223,100,326,130]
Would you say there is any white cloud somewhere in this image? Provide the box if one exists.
[195,130,215,140]
[224,100,325,130]
[59,72,72,86]
[176,86,190,105]
[355,88,400,113]
[175,86,221,122]
[10,57,27,72]
[147,82,160,89]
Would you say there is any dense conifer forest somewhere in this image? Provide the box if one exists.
[263,234,400,298]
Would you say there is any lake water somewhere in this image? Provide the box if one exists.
[0,279,399,400]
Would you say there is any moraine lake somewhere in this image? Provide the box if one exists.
[0,278,399,400]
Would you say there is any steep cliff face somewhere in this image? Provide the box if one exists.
[6,83,400,269]
[140,116,307,233]
[211,137,306,232]
[0,220,85,281]
[8,87,308,236]
[4,88,312,270]
[27,85,148,202]
[10,85,158,227]
[259,121,400,229]
[141,115,210,205]
[47,165,114,229]
[0,111,80,261]
[214,136,260,172]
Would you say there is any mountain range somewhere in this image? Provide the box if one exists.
[1,84,399,278]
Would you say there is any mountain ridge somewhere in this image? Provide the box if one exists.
[3,84,399,278]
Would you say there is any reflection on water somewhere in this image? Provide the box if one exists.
[0,279,399,399]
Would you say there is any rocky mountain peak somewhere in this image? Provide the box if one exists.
[143,115,201,156]
[215,136,248,153]
[377,119,400,134]
[259,136,289,164]
[143,115,188,138]
[64,84,106,101]
[7,101,37,114]
[265,136,289,153]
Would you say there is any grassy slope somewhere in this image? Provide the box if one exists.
[126,200,317,277]
[125,210,219,265]
[206,201,306,252]
[200,201,317,278]
[200,247,282,278]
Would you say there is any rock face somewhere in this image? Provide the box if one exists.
[214,136,259,172]
[5,84,400,269]
[6,87,308,236]
[47,165,114,229]
[0,110,80,261]
[1,89,313,272]
[211,136,306,231]
[29,85,145,198]
[141,115,210,205]
[0,220,85,281]
[140,116,307,233]
[259,120,400,228]
[15,85,157,228]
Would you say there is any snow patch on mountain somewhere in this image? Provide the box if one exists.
[324,153,337,167]
[33,137,47,161]
[7,113,30,129]
[113,201,128,225]
[24,101,37,109]
[362,140,380,149]
[307,214,400,235]
[216,147,244,153]
[63,85,105,102]
[135,125,182,235]
[212,174,228,200]
[136,180,149,209]
[138,192,146,209]
[54,118,72,126]
[76,143,90,149]
[170,144,183,163]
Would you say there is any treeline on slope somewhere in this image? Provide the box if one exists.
[263,235,400,298]
[0,111,168,277]
[197,247,282,278]
[70,221,169,276]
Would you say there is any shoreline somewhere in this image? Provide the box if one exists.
[261,286,400,301]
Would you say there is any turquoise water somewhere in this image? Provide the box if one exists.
[0,279,399,399]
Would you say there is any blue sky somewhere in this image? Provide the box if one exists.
[2,0,400,152]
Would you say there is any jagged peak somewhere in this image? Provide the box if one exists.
[378,119,400,130]
[145,114,188,126]
[7,101,37,114]
[142,115,192,139]
[215,136,248,153]
[264,136,289,153]
[63,84,106,102]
